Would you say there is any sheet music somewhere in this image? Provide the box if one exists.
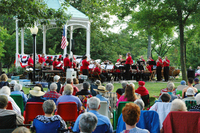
[101,65,106,69]
[89,64,95,69]
[56,63,62,67]
[76,59,82,64]
[106,65,114,70]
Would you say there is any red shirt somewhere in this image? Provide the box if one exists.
[163,59,170,67]
[125,56,133,65]
[149,59,154,68]
[53,61,58,68]
[55,61,63,70]
[63,57,70,67]
[69,62,76,68]
[28,58,33,67]
[39,57,45,64]
[156,59,162,67]
[82,59,90,69]
[146,65,152,73]
[43,91,61,99]
[135,86,149,96]
[142,59,145,62]
[117,58,123,62]
[94,67,101,75]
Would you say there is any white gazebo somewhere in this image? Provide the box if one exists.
[15,0,90,67]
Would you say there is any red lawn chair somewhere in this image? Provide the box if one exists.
[6,101,13,110]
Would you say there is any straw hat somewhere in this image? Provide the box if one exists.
[93,86,108,93]
[29,86,45,97]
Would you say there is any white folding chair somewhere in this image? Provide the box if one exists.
[176,85,187,90]
[194,84,200,90]
[98,101,109,118]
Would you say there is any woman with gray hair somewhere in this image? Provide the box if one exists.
[32,100,67,132]
[0,86,21,115]
[56,84,82,111]
[79,112,98,133]
[170,99,187,111]
[105,83,117,112]
[11,83,28,104]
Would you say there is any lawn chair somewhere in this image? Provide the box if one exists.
[0,114,16,133]
[23,102,44,124]
[10,94,24,114]
[55,102,80,122]
[185,100,196,111]
[6,101,13,110]
[194,84,200,93]
[92,124,108,133]
[176,85,187,97]
[98,101,109,118]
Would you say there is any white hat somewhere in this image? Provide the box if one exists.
[29,86,45,97]
[186,87,195,96]
[10,80,17,85]
[54,75,60,81]
[94,86,108,93]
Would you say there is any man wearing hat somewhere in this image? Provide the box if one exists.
[27,86,46,103]
[193,78,199,87]
[90,80,101,96]
[0,95,24,125]
[182,87,196,102]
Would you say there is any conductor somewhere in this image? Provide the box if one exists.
[156,56,162,81]
[125,53,133,80]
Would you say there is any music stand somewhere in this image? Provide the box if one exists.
[137,61,145,65]
[149,61,156,65]
[138,65,144,70]
[121,61,126,64]
[132,65,137,69]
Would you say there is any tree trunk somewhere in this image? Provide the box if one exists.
[0,62,2,74]
[178,10,187,81]
[147,34,151,59]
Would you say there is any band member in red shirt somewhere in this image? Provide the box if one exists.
[140,56,146,62]
[63,54,70,71]
[117,55,123,64]
[82,56,90,76]
[147,56,154,70]
[125,52,133,80]
[163,56,170,81]
[53,57,58,70]
[28,54,33,67]
[143,62,152,81]
[55,58,63,70]
[39,53,45,65]
[93,64,105,82]
[156,56,163,81]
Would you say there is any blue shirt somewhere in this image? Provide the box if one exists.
[56,95,82,109]
[157,92,177,102]
[72,110,113,133]
[27,96,46,103]
[121,127,149,133]
[11,91,28,103]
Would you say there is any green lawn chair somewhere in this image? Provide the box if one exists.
[113,101,134,130]
[176,90,182,97]
[185,100,196,111]
[10,95,24,115]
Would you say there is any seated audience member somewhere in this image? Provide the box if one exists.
[105,83,117,111]
[157,82,177,102]
[135,81,149,106]
[180,80,186,85]
[116,84,137,107]
[195,66,200,77]
[90,80,101,96]
[73,78,79,84]
[59,78,79,95]
[121,103,149,133]
[75,82,92,112]
[32,100,67,131]
[12,126,31,133]
[0,95,24,125]
[9,80,17,92]
[43,83,61,101]
[150,93,172,127]
[11,84,28,104]
[56,84,82,111]
[182,87,196,102]
[170,99,187,111]
[79,112,98,133]
[182,78,198,98]
[193,78,199,87]
[134,99,145,110]
[27,86,46,103]
[158,81,176,97]
[190,93,200,110]
[116,81,128,99]
[0,86,21,115]
[94,86,110,111]
[0,74,9,88]
[72,97,113,133]
[35,84,44,92]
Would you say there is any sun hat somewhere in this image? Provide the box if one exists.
[94,80,101,86]
[186,87,195,96]
[93,86,108,93]
[29,86,45,97]
[10,80,17,85]
[54,75,60,81]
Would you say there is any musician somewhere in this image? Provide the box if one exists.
[163,56,170,81]
[53,57,58,70]
[125,52,133,80]
[28,54,33,68]
[63,54,70,71]
[147,56,154,70]
[93,64,106,83]
[143,62,152,81]
[45,56,53,66]
[156,56,163,81]
[39,53,45,65]
[117,55,123,64]
[55,58,63,70]
[82,56,90,76]
[140,56,146,62]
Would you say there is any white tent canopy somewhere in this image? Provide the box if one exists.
[15,0,90,66]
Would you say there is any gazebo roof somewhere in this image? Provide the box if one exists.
[44,0,89,20]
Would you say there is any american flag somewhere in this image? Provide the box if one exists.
[61,26,67,49]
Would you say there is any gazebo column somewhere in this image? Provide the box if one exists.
[15,19,19,67]
[21,27,24,55]
[86,22,90,59]
[63,25,67,57]
[43,25,46,55]
[69,26,73,58]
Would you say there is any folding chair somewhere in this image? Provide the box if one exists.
[55,102,80,122]
[185,100,197,111]
[10,94,24,114]
[0,114,16,133]
[6,101,13,110]
[98,101,109,118]
[23,102,44,124]
[92,124,108,133]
